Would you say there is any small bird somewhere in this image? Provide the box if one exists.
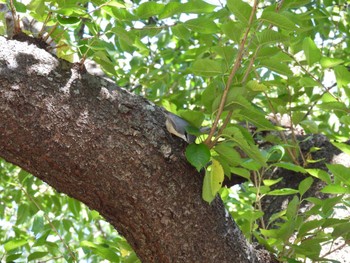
[165,112,197,143]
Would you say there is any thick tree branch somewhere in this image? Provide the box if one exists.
[0,37,273,262]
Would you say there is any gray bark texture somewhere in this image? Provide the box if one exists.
[0,36,274,263]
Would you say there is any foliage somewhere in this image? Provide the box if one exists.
[0,160,139,262]
[1,0,350,262]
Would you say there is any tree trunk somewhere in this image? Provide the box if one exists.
[0,36,273,262]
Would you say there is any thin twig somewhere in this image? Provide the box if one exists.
[279,46,339,100]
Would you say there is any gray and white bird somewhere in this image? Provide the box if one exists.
[165,112,197,143]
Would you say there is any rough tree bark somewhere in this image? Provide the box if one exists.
[0,37,274,262]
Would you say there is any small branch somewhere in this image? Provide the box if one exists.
[321,241,349,258]
[9,0,21,35]
[205,0,259,148]
[42,22,58,42]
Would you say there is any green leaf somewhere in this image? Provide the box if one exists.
[31,215,44,235]
[263,177,283,186]
[112,26,135,46]
[326,163,350,185]
[293,238,322,258]
[259,58,293,76]
[191,58,226,77]
[227,0,254,25]
[33,230,51,247]
[230,167,250,179]
[201,83,219,112]
[202,160,224,203]
[68,198,81,218]
[80,241,120,261]
[256,29,289,46]
[246,80,267,91]
[214,142,242,166]
[179,0,216,14]
[218,94,276,130]
[55,7,88,17]
[286,195,299,220]
[223,127,267,166]
[299,77,321,87]
[266,145,285,162]
[4,239,28,251]
[185,143,211,171]
[260,11,296,31]
[302,37,322,66]
[322,196,343,215]
[241,159,262,171]
[210,159,224,195]
[6,254,22,261]
[134,2,164,19]
[16,203,29,225]
[256,47,279,58]
[321,184,350,194]
[28,251,49,261]
[222,20,244,43]
[159,2,181,19]
[184,17,218,34]
[27,0,46,17]
[267,188,299,196]
[318,101,349,113]
[334,65,350,87]
[202,169,215,203]
[306,168,331,184]
[332,222,350,238]
[300,120,319,133]
[13,0,27,13]
[298,177,314,196]
[320,57,344,68]
[178,110,204,128]
[331,142,350,156]
[273,162,307,173]
[298,219,325,237]
[171,24,190,39]
[57,16,81,27]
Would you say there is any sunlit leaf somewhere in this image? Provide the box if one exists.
[273,162,307,173]
[326,164,350,185]
[191,58,226,77]
[334,65,350,87]
[256,29,288,46]
[260,11,296,31]
[303,37,322,66]
[320,57,344,68]
[184,17,218,34]
[331,142,350,156]
[211,159,224,195]
[202,168,215,203]
[267,188,299,196]
[134,2,164,19]
[28,251,49,261]
[306,169,331,184]
[227,0,254,25]
[4,239,28,251]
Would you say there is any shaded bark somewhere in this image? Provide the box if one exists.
[0,37,273,262]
